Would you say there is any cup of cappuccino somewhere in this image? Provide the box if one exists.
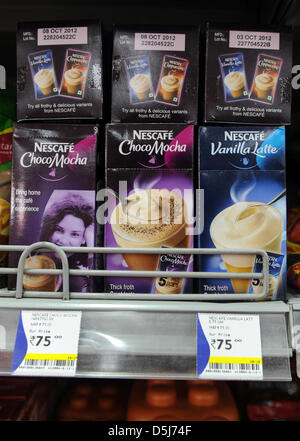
[110,189,190,272]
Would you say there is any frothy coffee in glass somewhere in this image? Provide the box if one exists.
[34,68,55,95]
[110,189,190,272]
[160,74,180,101]
[23,255,56,292]
[64,67,84,95]
[210,201,283,293]
[129,73,151,100]
[254,73,275,100]
[223,71,246,99]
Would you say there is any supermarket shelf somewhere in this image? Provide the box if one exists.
[0,242,292,381]
[0,0,297,385]
[287,296,300,378]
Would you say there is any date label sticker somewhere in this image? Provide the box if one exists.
[229,30,280,50]
[197,313,263,380]
[37,27,88,46]
[134,33,186,51]
[11,310,82,376]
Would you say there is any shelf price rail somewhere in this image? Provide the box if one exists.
[0,242,292,381]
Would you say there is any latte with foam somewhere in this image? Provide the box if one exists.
[64,68,84,95]
[224,71,245,99]
[160,74,180,101]
[34,69,55,95]
[111,189,189,272]
[129,74,151,100]
[210,201,283,293]
[255,73,274,99]
[23,255,56,292]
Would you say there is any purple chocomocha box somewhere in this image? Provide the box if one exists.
[104,123,195,295]
[9,123,98,293]
[249,54,283,105]
[155,55,189,106]
[59,48,92,100]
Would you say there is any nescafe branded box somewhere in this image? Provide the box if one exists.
[205,23,292,125]
[198,125,286,300]
[111,25,200,123]
[17,20,103,121]
[104,123,195,294]
[9,123,98,293]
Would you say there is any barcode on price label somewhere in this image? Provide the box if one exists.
[24,359,76,368]
[22,353,77,371]
[208,362,261,372]
[207,356,262,376]
[197,313,263,380]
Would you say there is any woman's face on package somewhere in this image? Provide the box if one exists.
[51,214,86,248]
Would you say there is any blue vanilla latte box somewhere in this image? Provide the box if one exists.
[198,125,286,300]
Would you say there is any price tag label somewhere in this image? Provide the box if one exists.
[11,310,82,376]
[197,313,263,380]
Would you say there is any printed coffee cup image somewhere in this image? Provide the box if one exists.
[23,255,57,292]
[155,276,183,294]
[252,273,277,298]
[129,73,151,100]
[34,68,55,96]
[160,74,180,101]
[64,67,84,95]
[254,73,275,100]
[110,189,190,275]
[210,201,283,294]
[223,71,246,99]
